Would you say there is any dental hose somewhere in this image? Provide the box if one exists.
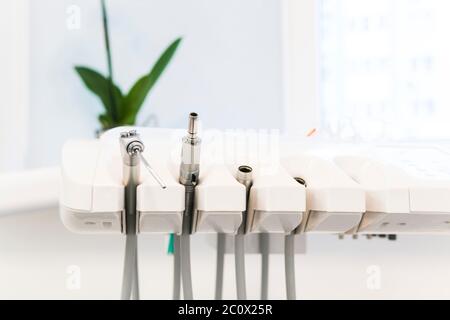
[235,165,253,300]
[260,233,270,300]
[121,233,137,300]
[234,234,247,300]
[173,235,181,300]
[178,113,201,300]
[119,131,142,300]
[215,233,226,300]
[132,245,140,300]
[180,185,195,300]
[283,177,306,300]
[119,130,167,300]
[284,233,296,300]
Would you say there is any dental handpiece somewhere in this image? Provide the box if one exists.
[119,130,166,300]
[178,113,201,300]
[179,113,201,232]
[179,113,201,186]
[235,165,253,300]
[119,130,143,300]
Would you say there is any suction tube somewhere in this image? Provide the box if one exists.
[179,113,201,300]
[235,165,253,300]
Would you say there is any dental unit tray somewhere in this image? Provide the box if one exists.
[60,128,450,236]
[334,145,450,234]
[60,128,185,234]
[195,165,246,234]
[246,165,306,234]
[282,155,365,234]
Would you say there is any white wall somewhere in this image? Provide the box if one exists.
[0,0,29,172]
[26,0,284,168]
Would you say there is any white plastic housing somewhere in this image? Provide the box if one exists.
[247,166,305,234]
[137,151,184,234]
[60,139,123,234]
[60,128,186,234]
[282,155,365,234]
[194,165,246,233]
[334,155,450,234]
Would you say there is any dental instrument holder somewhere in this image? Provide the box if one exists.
[237,166,253,234]
[178,113,201,300]
[119,130,143,300]
[119,130,167,300]
[235,165,253,300]
[180,114,201,233]
[120,130,143,237]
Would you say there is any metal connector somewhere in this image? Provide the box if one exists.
[119,130,167,300]
[178,113,201,300]
[234,165,253,300]
[237,166,253,194]
[120,130,144,168]
[120,130,167,189]
[119,130,143,300]
[237,165,253,234]
[179,113,201,187]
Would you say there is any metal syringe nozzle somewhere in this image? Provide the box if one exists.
[187,112,198,137]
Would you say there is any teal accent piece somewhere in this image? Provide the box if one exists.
[167,233,175,255]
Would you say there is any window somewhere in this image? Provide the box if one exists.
[319,0,450,141]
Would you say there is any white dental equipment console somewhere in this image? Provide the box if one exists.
[61,128,450,236]
[59,125,450,300]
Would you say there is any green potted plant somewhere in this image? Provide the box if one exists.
[75,0,182,132]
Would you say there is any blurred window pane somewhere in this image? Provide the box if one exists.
[319,0,450,141]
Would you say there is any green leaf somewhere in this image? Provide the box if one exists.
[123,37,182,124]
[98,114,112,130]
[75,66,123,120]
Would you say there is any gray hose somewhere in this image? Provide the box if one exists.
[235,165,252,301]
[260,233,270,300]
[173,235,181,300]
[121,234,136,300]
[234,234,247,300]
[132,245,140,300]
[284,234,296,300]
[180,185,195,300]
[180,234,193,299]
[215,234,226,300]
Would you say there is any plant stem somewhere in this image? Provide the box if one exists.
[101,0,118,124]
